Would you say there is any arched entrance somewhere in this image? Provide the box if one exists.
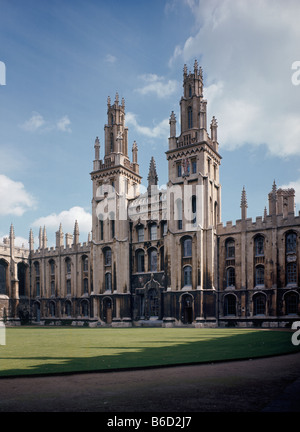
[34,302,41,322]
[103,297,113,324]
[181,294,193,324]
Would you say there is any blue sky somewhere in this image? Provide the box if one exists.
[0,0,300,247]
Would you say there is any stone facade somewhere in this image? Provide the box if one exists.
[0,61,299,327]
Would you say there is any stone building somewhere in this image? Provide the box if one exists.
[0,61,299,327]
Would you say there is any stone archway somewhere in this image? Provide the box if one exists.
[180,293,194,324]
[103,297,113,324]
[144,275,163,320]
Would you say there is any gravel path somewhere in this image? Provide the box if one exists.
[1,352,300,413]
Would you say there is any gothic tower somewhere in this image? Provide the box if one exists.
[165,61,222,316]
[91,94,142,324]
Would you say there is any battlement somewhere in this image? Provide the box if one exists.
[217,211,300,236]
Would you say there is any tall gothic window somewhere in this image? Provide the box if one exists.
[176,199,183,230]
[286,232,297,253]
[254,235,264,256]
[105,248,112,266]
[224,294,236,316]
[149,249,158,272]
[285,292,298,315]
[192,195,197,226]
[136,250,145,273]
[188,106,193,129]
[105,272,112,292]
[150,224,157,241]
[66,279,71,295]
[226,267,235,287]
[255,265,265,286]
[226,239,235,259]
[183,266,192,286]
[0,260,7,295]
[183,238,192,257]
[253,294,266,315]
[287,262,297,285]
[110,133,114,153]
[83,278,88,294]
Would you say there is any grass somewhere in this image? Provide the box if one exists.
[0,327,299,377]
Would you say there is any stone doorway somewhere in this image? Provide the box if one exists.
[181,294,193,324]
[103,297,112,324]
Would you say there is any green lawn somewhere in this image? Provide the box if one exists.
[0,327,299,377]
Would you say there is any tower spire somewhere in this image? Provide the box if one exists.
[29,229,34,251]
[240,186,248,220]
[73,220,80,245]
[147,156,158,195]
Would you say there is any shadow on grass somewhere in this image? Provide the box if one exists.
[0,329,299,378]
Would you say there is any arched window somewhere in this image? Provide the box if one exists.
[83,278,88,294]
[149,249,158,272]
[160,247,164,271]
[176,199,183,230]
[226,239,235,259]
[0,260,7,295]
[188,106,193,129]
[110,212,115,238]
[65,301,72,316]
[255,265,265,286]
[18,262,27,297]
[226,267,235,287]
[286,232,297,253]
[104,248,112,266]
[66,279,71,295]
[51,280,55,296]
[188,85,192,98]
[36,281,40,297]
[285,292,298,315]
[183,238,192,257]
[49,302,56,317]
[192,195,197,226]
[183,266,192,286]
[254,235,264,256]
[81,301,89,317]
[137,226,144,242]
[110,133,114,152]
[105,272,112,292]
[150,224,157,241]
[66,258,71,274]
[83,256,88,272]
[253,294,266,315]
[224,294,236,316]
[50,260,55,276]
[34,261,40,277]
[136,250,145,273]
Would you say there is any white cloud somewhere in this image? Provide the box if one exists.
[169,0,300,156]
[126,112,169,139]
[32,206,92,235]
[21,112,72,133]
[57,115,72,132]
[0,174,36,216]
[21,112,45,132]
[104,54,117,64]
[135,74,178,99]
